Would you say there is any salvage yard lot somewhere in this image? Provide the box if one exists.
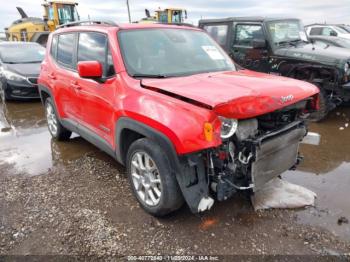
[1,101,350,256]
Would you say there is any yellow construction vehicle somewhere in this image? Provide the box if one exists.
[140,8,187,24]
[5,1,79,45]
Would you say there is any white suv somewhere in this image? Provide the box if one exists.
[305,24,350,39]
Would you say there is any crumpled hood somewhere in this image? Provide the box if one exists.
[275,43,350,65]
[4,63,41,77]
[141,70,319,119]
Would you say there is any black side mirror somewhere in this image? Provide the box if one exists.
[330,31,338,37]
[252,39,266,49]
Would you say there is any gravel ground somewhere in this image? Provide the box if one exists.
[1,102,350,260]
[1,153,350,258]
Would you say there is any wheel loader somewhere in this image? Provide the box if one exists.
[5,0,79,46]
[140,8,187,24]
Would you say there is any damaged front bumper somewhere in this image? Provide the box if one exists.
[175,121,318,213]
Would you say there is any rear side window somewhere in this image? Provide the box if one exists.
[57,33,75,68]
[235,24,264,47]
[322,27,337,36]
[203,25,228,46]
[50,35,58,59]
[309,27,322,35]
[77,32,115,77]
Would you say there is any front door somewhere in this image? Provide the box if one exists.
[74,32,117,147]
[231,23,270,73]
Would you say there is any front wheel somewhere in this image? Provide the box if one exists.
[45,98,72,141]
[126,138,184,216]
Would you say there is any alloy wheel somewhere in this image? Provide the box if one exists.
[46,102,58,136]
[130,151,162,207]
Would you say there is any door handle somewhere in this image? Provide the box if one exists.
[70,81,82,90]
[48,73,56,80]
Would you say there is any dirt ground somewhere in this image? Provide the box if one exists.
[0,101,350,259]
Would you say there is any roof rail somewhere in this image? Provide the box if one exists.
[57,20,118,29]
[155,22,195,27]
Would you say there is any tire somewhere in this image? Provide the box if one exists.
[126,138,184,216]
[0,85,8,102]
[309,89,328,122]
[45,97,72,141]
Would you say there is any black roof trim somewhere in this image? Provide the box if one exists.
[57,20,118,29]
[199,17,300,24]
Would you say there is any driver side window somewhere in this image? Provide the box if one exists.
[235,24,264,47]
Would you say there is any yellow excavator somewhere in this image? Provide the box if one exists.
[140,8,188,24]
[5,0,79,46]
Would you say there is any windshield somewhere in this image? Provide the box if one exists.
[338,25,350,33]
[0,44,45,64]
[118,29,235,77]
[267,20,308,46]
[57,4,79,25]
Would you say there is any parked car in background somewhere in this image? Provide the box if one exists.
[39,21,319,216]
[0,42,45,100]
[337,24,350,33]
[199,17,350,121]
[309,35,350,49]
[305,24,350,39]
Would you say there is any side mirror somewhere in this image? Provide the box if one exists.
[330,31,337,37]
[252,39,266,49]
[77,61,103,79]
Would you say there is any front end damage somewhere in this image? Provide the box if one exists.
[176,101,313,213]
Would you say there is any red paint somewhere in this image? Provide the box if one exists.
[39,24,319,156]
[77,61,103,78]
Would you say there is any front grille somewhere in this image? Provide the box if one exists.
[27,77,38,85]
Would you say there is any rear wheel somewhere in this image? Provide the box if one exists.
[45,98,72,140]
[126,138,184,216]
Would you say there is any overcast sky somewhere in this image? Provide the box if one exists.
[1,0,349,31]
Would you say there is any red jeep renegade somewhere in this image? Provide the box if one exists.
[38,21,319,216]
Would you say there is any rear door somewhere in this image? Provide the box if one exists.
[74,32,117,147]
[232,23,270,72]
[51,32,81,126]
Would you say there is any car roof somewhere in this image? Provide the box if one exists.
[54,22,200,34]
[199,17,300,23]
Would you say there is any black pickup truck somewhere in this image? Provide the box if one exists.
[199,17,350,120]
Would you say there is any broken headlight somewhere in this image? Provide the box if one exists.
[219,117,238,139]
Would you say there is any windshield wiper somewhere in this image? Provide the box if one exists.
[131,73,169,78]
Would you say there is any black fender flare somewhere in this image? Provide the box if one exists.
[115,117,180,169]
[115,117,209,213]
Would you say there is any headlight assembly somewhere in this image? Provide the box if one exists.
[1,69,27,82]
[219,117,238,139]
